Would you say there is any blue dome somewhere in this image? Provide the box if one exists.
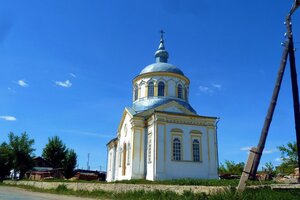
[140,62,184,76]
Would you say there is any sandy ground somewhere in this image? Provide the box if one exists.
[0,186,103,200]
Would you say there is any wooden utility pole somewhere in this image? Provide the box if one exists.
[237,0,300,192]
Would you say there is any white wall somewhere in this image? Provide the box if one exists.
[154,122,218,180]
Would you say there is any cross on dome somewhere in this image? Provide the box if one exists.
[155,30,169,63]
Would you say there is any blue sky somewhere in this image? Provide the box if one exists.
[0,0,300,171]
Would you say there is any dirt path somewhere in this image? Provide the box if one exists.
[0,186,104,200]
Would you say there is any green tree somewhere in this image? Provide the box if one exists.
[8,132,35,179]
[63,149,77,179]
[42,136,77,179]
[277,141,298,174]
[219,160,245,175]
[42,136,67,168]
[0,142,12,179]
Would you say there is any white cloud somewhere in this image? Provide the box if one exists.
[69,73,77,78]
[55,80,72,88]
[240,146,252,151]
[212,84,222,89]
[0,116,16,121]
[17,80,28,87]
[263,149,278,154]
[240,146,277,155]
[275,157,283,162]
[60,129,113,138]
[198,83,222,95]
[8,87,16,93]
[198,85,214,94]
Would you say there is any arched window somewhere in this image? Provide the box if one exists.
[192,139,200,162]
[148,82,154,97]
[177,84,183,99]
[184,87,188,100]
[158,82,165,96]
[173,138,181,160]
[134,84,138,101]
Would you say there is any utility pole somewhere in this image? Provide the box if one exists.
[87,153,90,170]
[237,0,300,192]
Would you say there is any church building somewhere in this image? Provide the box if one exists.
[106,33,219,181]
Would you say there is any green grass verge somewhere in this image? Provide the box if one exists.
[1,182,300,200]
[114,178,277,186]
[18,178,277,186]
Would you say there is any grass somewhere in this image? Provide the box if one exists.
[6,178,278,187]
[114,178,277,186]
[1,181,300,200]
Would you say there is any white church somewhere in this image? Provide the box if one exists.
[106,33,219,181]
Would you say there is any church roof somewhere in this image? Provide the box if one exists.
[139,30,184,76]
[132,98,196,114]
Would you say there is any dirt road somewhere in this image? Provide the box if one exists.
[0,186,100,200]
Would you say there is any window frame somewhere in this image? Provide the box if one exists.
[192,139,200,162]
[134,84,138,101]
[148,82,154,97]
[171,130,183,161]
[158,81,165,96]
[177,84,183,99]
[190,130,202,162]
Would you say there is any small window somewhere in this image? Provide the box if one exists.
[178,84,183,99]
[158,82,165,96]
[193,139,200,162]
[173,138,181,161]
[148,82,154,97]
[148,135,152,163]
[134,84,138,101]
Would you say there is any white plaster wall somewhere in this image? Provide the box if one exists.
[106,148,114,182]
[140,84,145,98]
[207,127,218,178]
[155,123,218,180]
[113,113,133,181]
[131,128,145,179]
[146,124,155,180]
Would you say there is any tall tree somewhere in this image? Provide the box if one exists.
[63,149,77,179]
[42,136,78,179]
[8,132,35,179]
[42,136,67,168]
[0,142,12,180]
[277,141,298,174]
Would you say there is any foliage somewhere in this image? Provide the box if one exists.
[8,132,35,179]
[218,160,245,175]
[277,141,298,174]
[42,136,67,168]
[42,136,77,178]
[261,162,276,177]
[0,142,12,179]
[63,149,77,179]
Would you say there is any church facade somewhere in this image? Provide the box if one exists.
[106,34,219,181]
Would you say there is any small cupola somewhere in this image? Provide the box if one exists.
[155,30,169,63]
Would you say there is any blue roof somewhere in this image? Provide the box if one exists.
[132,97,196,114]
[140,62,184,76]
